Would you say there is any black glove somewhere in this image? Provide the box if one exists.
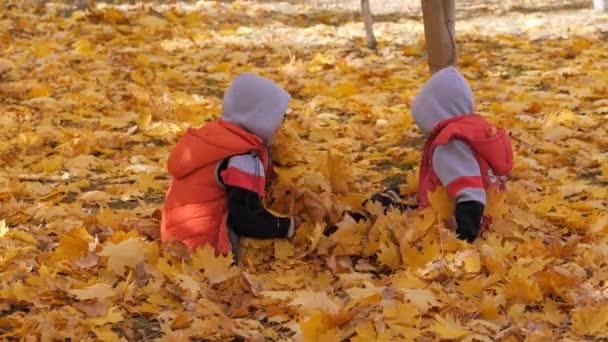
[455,201,485,242]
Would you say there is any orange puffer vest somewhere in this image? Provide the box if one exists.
[161,120,268,254]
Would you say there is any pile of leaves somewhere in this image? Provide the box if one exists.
[0,1,607,341]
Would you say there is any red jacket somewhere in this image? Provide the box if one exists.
[418,114,513,208]
[161,120,269,253]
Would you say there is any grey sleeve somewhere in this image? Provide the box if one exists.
[432,139,486,205]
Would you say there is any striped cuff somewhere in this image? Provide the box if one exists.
[220,168,266,196]
[446,176,484,197]
[287,217,295,239]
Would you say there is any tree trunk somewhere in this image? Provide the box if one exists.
[421,0,457,75]
[594,0,607,12]
[361,0,377,49]
[76,0,87,10]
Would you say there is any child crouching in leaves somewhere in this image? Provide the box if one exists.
[355,67,513,243]
[161,73,303,259]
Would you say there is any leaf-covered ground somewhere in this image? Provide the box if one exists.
[1,1,608,341]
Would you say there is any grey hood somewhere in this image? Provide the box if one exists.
[411,66,475,135]
[221,73,291,144]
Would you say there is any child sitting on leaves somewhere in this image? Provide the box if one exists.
[356,67,513,243]
[161,73,302,257]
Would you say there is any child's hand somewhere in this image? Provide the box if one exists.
[298,189,328,223]
[294,214,305,228]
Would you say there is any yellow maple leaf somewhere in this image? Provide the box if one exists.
[453,249,483,274]
[175,274,200,296]
[37,155,63,173]
[191,244,239,284]
[480,244,508,275]
[29,84,51,98]
[137,173,162,192]
[88,306,124,326]
[571,304,608,336]
[0,219,8,238]
[97,237,146,276]
[401,234,440,269]
[133,303,161,315]
[457,278,484,297]
[48,227,92,264]
[412,207,437,232]
[329,81,359,98]
[589,213,608,235]
[170,311,192,330]
[130,69,147,86]
[535,268,582,294]
[69,283,116,300]
[507,258,553,280]
[108,231,139,244]
[290,291,341,315]
[351,321,377,342]
[427,187,455,220]
[317,328,342,342]
[274,240,295,260]
[428,314,471,339]
[147,293,180,308]
[402,288,441,313]
[96,207,120,229]
[300,310,342,342]
[383,301,421,324]
[92,327,128,342]
[2,282,34,302]
[308,222,325,251]
[485,188,509,219]
[262,201,291,218]
[463,251,481,273]
[31,40,52,58]
[392,270,427,289]
[72,39,93,56]
[327,150,350,193]
[78,190,112,203]
[533,300,566,327]
[330,215,363,256]
[503,276,542,303]
[377,241,401,269]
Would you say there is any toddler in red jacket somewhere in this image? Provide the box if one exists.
[356,67,513,242]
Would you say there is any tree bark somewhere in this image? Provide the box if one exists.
[76,0,87,10]
[594,0,607,12]
[421,0,457,75]
[361,0,377,49]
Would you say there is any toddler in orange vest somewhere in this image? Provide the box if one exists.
[353,67,513,242]
[161,73,299,256]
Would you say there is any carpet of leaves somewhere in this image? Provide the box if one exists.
[0,1,607,341]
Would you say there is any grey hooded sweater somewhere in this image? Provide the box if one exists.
[222,73,290,144]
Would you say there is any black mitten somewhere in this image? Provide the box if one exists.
[455,201,485,242]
